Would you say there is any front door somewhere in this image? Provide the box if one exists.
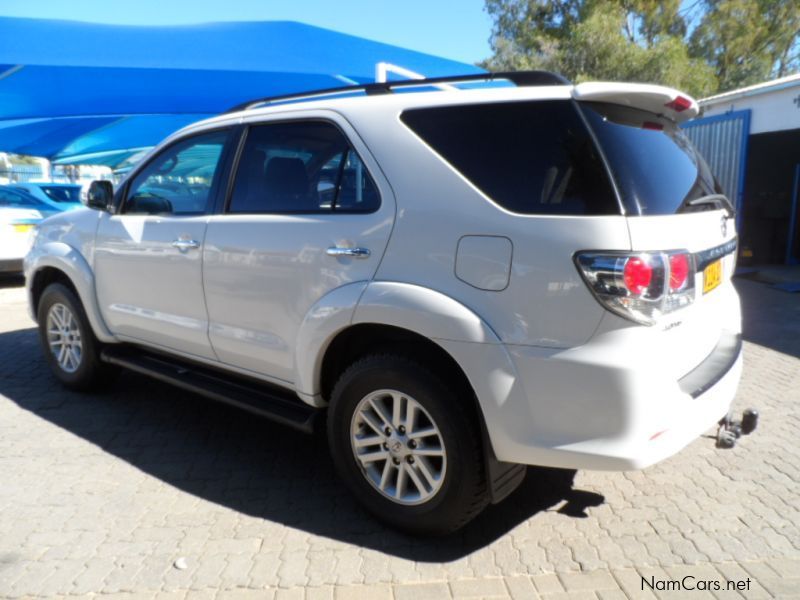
[202,115,394,383]
[94,129,233,360]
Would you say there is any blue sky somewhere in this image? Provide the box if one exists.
[0,0,494,64]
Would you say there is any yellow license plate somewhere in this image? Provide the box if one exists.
[703,260,722,294]
[12,224,34,233]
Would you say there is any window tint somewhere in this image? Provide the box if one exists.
[400,101,619,215]
[41,186,81,203]
[228,121,380,214]
[0,188,45,210]
[125,130,229,215]
[579,102,720,216]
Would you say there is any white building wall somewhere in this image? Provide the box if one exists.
[701,84,800,134]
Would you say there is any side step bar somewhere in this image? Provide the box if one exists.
[100,346,319,433]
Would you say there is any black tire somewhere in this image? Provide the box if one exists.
[37,283,117,391]
[327,353,489,535]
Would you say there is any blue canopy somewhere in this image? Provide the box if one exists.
[0,18,481,167]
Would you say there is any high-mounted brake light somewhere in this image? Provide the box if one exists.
[575,250,695,325]
[665,96,692,112]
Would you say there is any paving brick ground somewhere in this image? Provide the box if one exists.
[0,275,798,599]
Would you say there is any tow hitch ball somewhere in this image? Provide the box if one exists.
[717,409,759,448]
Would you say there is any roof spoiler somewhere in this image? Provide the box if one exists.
[224,70,572,114]
[572,82,699,123]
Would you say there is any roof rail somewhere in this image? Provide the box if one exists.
[224,70,571,114]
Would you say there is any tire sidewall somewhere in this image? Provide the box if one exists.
[328,356,483,533]
[37,284,98,387]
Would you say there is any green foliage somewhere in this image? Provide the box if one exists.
[690,0,800,90]
[481,0,800,97]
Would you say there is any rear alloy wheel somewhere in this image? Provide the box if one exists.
[350,389,447,505]
[328,353,489,535]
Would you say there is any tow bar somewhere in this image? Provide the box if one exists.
[717,408,759,448]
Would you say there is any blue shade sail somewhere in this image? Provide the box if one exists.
[0,18,481,166]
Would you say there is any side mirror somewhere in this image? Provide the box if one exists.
[86,180,113,211]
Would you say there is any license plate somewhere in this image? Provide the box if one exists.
[703,260,722,294]
[12,224,34,233]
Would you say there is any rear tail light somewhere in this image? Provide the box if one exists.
[668,253,690,291]
[575,250,695,325]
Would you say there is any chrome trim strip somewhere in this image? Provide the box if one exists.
[694,238,738,271]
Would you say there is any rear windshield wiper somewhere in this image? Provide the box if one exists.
[680,194,735,218]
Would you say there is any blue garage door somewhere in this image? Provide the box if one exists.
[682,110,751,228]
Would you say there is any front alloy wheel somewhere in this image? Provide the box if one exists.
[37,282,117,390]
[46,302,83,373]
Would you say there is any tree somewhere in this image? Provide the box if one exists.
[690,0,800,89]
[481,0,799,97]
[557,3,717,97]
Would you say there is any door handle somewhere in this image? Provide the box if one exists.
[326,246,371,259]
[171,239,200,251]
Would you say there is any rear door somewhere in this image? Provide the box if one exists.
[202,112,394,383]
[94,128,234,360]
[579,101,739,376]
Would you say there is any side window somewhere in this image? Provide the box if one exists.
[400,101,620,216]
[227,121,380,214]
[124,130,229,215]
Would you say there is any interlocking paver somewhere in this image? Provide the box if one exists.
[394,581,452,600]
[559,571,618,592]
[504,575,539,599]
[0,277,798,599]
[450,576,508,597]
[533,573,565,594]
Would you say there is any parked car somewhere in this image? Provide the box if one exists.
[25,72,744,535]
[0,186,50,274]
[10,182,83,212]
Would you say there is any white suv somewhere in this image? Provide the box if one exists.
[26,72,743,535]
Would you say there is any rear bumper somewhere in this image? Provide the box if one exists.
[440,286,743,472]
[493,334,741,471]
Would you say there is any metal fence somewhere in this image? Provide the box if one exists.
[0,163,44,183]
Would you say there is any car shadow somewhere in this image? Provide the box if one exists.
[0,325,603,561]
[735,278,800,359]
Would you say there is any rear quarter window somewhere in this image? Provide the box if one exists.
[400,100,620,216]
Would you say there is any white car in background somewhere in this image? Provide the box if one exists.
[0,186,48,274]
[1,208,42,274]
[9,182,84,212]
[25,72,749,535]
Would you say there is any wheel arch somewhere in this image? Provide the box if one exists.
[314,286,527,504]
[293,281,503,405]
[318,323,477,410]
[27,243,116,342]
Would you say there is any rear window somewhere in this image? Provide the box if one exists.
[41,186,81,203]
[579,102,721,215]
[400,100,620,215]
